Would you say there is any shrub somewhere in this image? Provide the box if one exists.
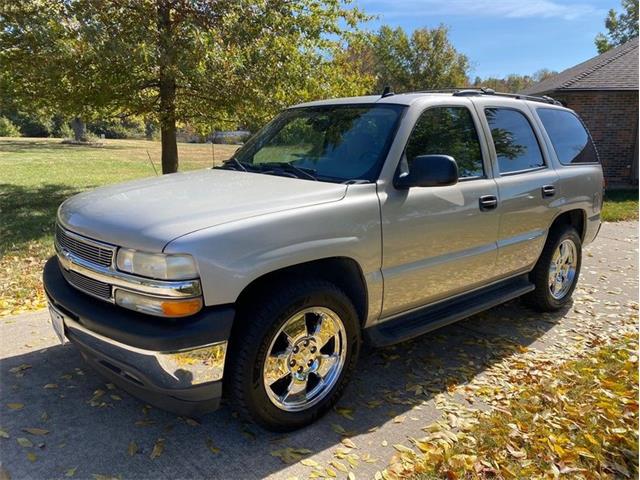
[54,122,74,139]
[0,117,21,137]
[89,118,146,139]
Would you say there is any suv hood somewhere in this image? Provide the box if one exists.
[58,169,347,251]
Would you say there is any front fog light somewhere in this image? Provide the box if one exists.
[115,290,202,318]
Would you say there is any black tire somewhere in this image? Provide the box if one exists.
[525,226,582,312]
[226,279,360,431]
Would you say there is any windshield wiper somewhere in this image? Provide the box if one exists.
[218,157,249,172]
[255,162,318,181]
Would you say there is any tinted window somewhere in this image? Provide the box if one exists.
[485,108,545,174]
[404,107,484,178]
[537,108,599,164]
[234,105,404,182]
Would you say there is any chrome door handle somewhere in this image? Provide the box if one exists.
[542,185,556,198]
[479,195,498,211]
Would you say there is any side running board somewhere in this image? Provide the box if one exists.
[365,275,535,347]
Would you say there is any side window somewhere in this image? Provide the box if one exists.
[404,106,484,179]
[485,108,545,174]
[537,108,599,164]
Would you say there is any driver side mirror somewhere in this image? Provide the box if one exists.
[394,154,458,189]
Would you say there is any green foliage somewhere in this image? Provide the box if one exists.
[595,0,639,53]
[0,0,372,172]
[0,117,20,137]
[349,25,469,92]
[53,121,73,140]
[0,81,54,136]
[89,118,146,140]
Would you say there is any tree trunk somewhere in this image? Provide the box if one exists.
[157,1,178,174]
[160,117,178,173]
[70,117,87,142]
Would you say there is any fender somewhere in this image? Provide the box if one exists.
[163,184,384,323]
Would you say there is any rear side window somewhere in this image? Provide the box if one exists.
[537,108,599,164]
[485,108,545,174]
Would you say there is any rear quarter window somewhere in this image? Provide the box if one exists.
[537,108,599,165]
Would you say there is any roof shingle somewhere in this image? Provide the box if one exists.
[521,37,639,95]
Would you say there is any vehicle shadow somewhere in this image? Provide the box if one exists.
[0,300,568,479]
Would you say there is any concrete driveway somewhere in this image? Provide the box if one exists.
[1,222,637,480]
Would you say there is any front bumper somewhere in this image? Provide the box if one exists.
[43,257,235,416]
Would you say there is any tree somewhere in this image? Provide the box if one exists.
[348,25,469,93]
[595,0,639,53]
[0,0,371,173]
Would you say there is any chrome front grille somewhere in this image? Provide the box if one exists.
[55,225,114,268]
[61,267,112,300]
[54,224,202,306]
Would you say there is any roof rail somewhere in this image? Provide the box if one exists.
[403,87,562,106]
[454,89,563,106]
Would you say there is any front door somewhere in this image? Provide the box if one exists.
[379,105,501,318]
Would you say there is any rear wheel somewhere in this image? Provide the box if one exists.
[526,226,582,311]
[228,280,360,431]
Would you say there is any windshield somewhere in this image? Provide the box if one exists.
[226,104,405,183]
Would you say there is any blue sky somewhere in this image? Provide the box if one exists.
[355,0,621,78]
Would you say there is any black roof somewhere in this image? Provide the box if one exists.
[521,37,639,95]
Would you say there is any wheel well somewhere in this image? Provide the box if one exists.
[550,209,586,240]
[235,257,368,325]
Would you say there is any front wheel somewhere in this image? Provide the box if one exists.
[227,280,360,431]
[525,226,582,311]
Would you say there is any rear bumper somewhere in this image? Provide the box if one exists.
[43,257,235,416]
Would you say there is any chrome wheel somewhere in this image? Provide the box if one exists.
[263,307,347,412]
[548,239,578,300]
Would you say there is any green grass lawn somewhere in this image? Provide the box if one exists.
[602,189,639,222]
[0,137,237,316]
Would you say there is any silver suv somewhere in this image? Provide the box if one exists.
[43,89,603,430]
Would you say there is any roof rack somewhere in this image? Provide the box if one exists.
[404,87,562,106]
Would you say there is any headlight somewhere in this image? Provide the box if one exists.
[116,249,198,280]
[115,290,203,318]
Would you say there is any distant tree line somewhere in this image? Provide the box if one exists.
[471,70,558,94]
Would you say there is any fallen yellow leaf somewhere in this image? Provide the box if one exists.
[149,438,164,459]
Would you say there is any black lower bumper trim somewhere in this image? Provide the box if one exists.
[43,256,235,351]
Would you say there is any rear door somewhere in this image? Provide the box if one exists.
[473,99,559,277]
[379,100,501,318]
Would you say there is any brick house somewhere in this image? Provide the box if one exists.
[521,38,638,186]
